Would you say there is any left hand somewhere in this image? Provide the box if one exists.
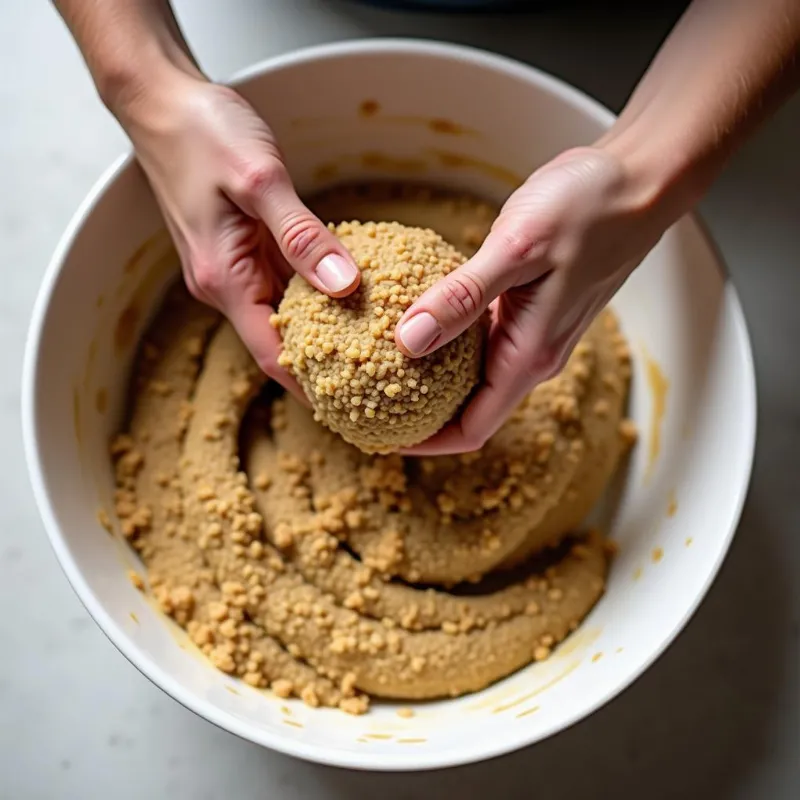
[395,145,677,455]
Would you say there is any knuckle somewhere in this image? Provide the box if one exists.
[237,160,284,200]
[228,255,258,282]
[280,214,321,263]
[440,272,486,319]
[191,258,223,296]
[499,228,540,265]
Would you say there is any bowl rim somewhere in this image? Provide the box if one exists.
[22,37,757,772]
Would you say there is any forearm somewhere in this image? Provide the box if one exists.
[52,0,203,118]
[601,0,800,211]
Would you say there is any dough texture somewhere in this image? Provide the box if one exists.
[108,183,635,716]
[273,221,484,453]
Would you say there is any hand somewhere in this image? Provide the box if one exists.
[395,145,676,455]
[122,73,360,394]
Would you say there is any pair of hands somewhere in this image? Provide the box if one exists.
[130,75,667,455]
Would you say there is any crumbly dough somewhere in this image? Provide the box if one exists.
[273,221,484,454]
[260,310,628,586]
[110,183,635,716]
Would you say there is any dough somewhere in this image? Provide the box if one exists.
[110,183,635,715]
[273,221,484,454]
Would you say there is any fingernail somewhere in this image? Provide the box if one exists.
[315,254,358,294]
[398,312,441,356]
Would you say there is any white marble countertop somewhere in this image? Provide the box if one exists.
[2,1,798,798]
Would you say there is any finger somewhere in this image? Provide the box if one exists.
[401,326,536,456]
[225,297,310,405]
[404,277,605,456]
[395,223,549,358]
[204,227,310,404]
[230,163,360,297]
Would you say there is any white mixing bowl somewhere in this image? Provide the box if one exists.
[22,40,756,771]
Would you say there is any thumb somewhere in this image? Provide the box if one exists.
[395,226,546,357]
[236,162,360,298]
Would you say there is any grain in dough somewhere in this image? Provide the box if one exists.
[273,221,484,454]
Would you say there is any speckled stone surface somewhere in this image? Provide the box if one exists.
[2,1,798,797]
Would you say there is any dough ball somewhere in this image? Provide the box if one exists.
[273,221,485,453]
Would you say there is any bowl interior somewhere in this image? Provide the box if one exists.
[24,41,755,770]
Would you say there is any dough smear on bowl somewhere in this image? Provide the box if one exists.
[108,183,636,716]
[273,220,485,454]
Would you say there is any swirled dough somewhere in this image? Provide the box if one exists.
[110,183,635,715]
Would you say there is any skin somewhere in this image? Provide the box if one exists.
[54,0,800,454]
[51,0,360,398]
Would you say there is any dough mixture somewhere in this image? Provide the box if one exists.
[273,220,485,453]
[110,183,636,715]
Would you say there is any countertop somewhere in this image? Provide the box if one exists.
[2,1,798,798]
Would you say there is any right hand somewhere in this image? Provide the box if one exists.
[119,72,360,393]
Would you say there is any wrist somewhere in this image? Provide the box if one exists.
[95,43,204,127]
[597,121,717,228]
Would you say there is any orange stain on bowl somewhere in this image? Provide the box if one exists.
[428,118,470,136]
[651,547,664,563]
[359,99,381,117]
[224,685,240,696]
[667,491,678,517]
[95,387,108,415]
[129,612,139,624]
[361,151,428,174]
[113,236,177,351]
[123,231,167,275]
[467,684,521,711]
[312,152,431,178]
[364,733,393,740]
[492,690,539,714]
[685,537,694,547]
[72,389,81,446]
[283,719,304,729]
[591,652,603,663]
[429,149,522,189]
[515,705,540,719]
[81,336,98,401]
[124,240,149,274]
[313,163,340,183]
[643,349,669,481]
[633,566,643,581]
[491,660,581,714]
[114,303,141,353]
[397,738,427,744]
[554,625,602,657]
